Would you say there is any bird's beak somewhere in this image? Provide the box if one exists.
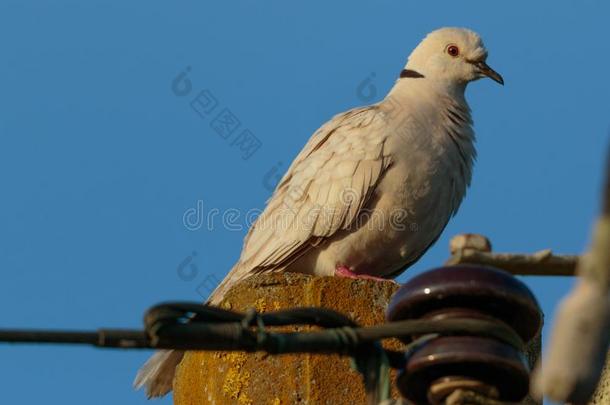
[472,60,504,85]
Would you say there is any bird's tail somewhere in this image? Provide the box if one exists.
[133,349,185,398]
[134,265,241,397]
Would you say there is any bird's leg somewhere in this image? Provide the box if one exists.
[334,265,392,282]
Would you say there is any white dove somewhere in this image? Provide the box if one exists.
[135,27,503,397]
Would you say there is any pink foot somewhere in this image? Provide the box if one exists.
[335,265,392,282]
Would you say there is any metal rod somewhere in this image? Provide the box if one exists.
[0,318,522,353]
[0,329,149,348]
[446,249,578,276]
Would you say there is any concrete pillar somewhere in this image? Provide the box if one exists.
[173,273,402,404]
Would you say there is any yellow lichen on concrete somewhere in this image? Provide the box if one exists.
[253,297,267,313]
[221,352,251,404]
[173,273,401,405]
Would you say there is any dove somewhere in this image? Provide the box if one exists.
[135,27,503,398]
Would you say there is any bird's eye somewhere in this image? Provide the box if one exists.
[447,45,460,57]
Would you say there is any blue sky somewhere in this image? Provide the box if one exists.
[0,1,608,404]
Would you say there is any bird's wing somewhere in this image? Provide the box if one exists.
[208,105,393,302]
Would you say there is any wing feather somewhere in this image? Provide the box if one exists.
[208,106,392,303]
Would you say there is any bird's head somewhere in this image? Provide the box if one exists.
[404,27,503,87]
